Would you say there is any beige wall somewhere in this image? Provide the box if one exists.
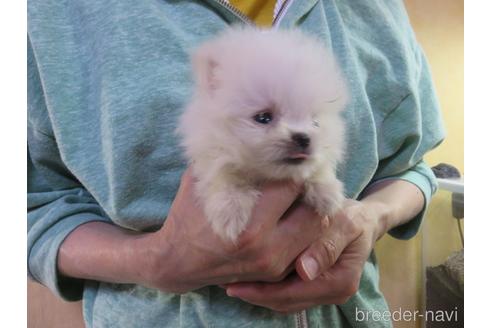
[27,280,83,328]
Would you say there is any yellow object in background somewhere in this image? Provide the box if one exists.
[229,0,277,26]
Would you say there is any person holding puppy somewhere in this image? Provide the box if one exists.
[28,0,444,327]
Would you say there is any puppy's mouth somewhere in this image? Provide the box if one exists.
[283,152,310,165]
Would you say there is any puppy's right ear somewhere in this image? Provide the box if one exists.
[191,43,221,96]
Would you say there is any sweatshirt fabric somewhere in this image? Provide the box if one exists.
[27,0,445,327]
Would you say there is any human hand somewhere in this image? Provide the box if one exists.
[224,199,386,313]
[137,169,325,294]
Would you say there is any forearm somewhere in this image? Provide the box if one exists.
[57,221,158,285]
[359,179,425,240]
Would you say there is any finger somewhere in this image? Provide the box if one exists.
[248,180,302,230]
[182,166,194,179]
[296,239,343,282]
[226,275,326,306]
[176,167,199,200]
[228,265,359,308]
[296,216,358,281]
[273,203,323,260]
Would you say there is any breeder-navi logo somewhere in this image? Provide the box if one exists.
[355,307,459,323]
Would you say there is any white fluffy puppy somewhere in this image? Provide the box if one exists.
[178,27,348,242]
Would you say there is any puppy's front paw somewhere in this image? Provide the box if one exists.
[304,179,345,217]
[204,189,260,242]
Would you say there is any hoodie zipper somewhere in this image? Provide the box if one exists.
[295,308,308,328]
[209,1,307,328]
[211,0,254,25]
[272,0,294,27]
[212,0,293,28]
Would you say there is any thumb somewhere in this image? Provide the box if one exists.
[295,237,345,281]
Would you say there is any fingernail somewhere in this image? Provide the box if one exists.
[301,256,319,280]
[226,288,237,297]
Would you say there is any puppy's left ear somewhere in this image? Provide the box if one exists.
[191,42,221,96]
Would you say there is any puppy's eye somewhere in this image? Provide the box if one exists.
[253,112,273,124]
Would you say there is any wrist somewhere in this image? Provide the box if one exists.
[359,179,426,240]
[359,199,392,242]
[131,229,177,291]
[57,222,159,285]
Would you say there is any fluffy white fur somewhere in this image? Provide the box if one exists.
[178,27,348,242]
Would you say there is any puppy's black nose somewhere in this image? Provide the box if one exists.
[291,133,310,149]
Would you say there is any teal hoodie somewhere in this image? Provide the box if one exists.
[28,0,445,327]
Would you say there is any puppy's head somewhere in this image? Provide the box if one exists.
[181,27,347,180]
